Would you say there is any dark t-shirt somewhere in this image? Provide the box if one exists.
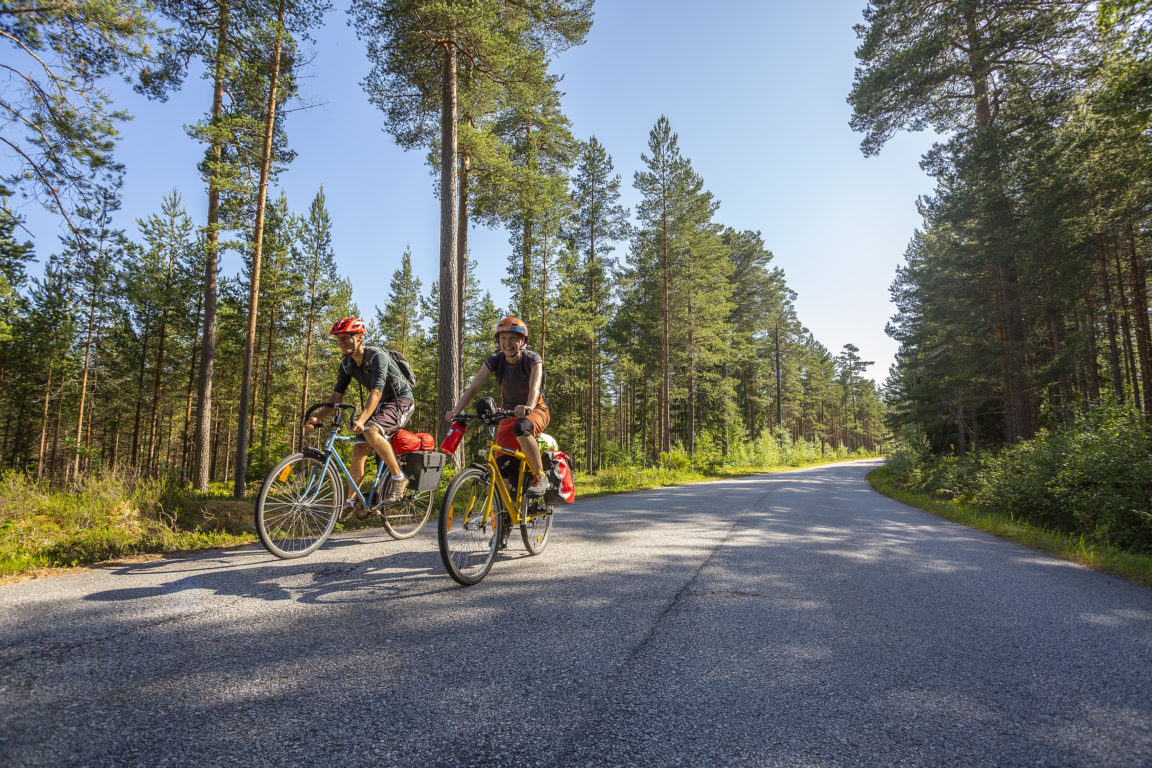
[334,347,414,402]
[485,349,546,409]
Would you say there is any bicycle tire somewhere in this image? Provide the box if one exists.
[520,495,553,555]
[256,453,341,559]
[438,466,501,585]
[380,478,434,540]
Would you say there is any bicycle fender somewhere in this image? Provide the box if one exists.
[302,448,326,462]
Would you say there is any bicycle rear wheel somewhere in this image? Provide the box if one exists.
[380,478,434,539]
[438,466,501,585]
[520,496,553,555]
[256,453,341,559]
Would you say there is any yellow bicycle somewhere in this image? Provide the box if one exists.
[437,406,554,585]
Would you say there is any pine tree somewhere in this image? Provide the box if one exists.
[569,136,628,471]
[352,0,592,437]
[0,0,156,234]
[850,0,1091,442]
[134,190,197,475]
[375,246,424,358]
[296,187,340,449]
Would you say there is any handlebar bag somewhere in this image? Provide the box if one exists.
[476,396,498,418]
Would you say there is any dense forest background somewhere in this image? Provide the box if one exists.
[0,0,886,493]
[851,1,1152,451]
[851,0,1152,554]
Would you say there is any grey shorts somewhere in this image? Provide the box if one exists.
[366,398,414,438]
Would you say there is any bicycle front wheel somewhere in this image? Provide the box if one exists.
[520,496,553,555]
[256,453,341,559]
[380,478,434,540]
[437,466,501,585]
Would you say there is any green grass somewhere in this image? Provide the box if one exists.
[0,472,254,580]
[868,465,1152,588]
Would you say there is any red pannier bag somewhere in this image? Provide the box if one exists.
[390,429,421,454]
[548,450,575,503]
[392,429,435,454]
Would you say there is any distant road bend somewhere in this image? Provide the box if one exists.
[1,458,1149,767]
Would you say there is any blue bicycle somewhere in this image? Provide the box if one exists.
[255,402,442,559]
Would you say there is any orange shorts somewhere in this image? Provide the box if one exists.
[495,403,550,451]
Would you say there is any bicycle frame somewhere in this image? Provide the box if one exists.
[303,403,389,509]
[481,441,530,527]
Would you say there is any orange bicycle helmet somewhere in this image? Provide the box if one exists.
[330,317,366,335]
[494,316,528,343]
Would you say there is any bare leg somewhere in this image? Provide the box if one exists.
[347,442,373,499]
[516,434,544,476]
[363,424,401,477]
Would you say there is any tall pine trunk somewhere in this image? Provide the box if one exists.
[298,300,317,454]
[182,290,202,477]
[1113,243,1141,409]
[37,348,56,480]
[73,291,100,480]
[437,42,461,443]
[147,302,169,476]
[660,201,670,454]
[586,231,596,473]
[458,152,469,383]
[1101,244,1124,400]
[193,1,229,491]
[234,0,286,497]
[1126,224,1152,413]
[966,9,1035,442]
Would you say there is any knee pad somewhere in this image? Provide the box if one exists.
[512,417,534,437]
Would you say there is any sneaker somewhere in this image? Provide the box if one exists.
[526,473,549,497]
[380,475,409,504]
[339,497,360,522]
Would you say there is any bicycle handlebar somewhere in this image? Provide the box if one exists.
[303,402,359,428]
[455,407,519,426]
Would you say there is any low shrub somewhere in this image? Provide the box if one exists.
[658,447,691,472]
[888,404,1152,554]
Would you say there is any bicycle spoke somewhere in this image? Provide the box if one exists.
[256,455,340,559]
[438,467,500,585]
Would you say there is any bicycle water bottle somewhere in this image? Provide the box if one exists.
[440,420,467,453]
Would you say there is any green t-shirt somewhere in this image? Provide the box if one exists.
[334,347,414,402]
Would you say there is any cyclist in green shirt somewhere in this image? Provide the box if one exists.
[305,317,414,516]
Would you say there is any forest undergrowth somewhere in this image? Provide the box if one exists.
[873,404,1152,586]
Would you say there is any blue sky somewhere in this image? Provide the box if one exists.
[11,0,939,382]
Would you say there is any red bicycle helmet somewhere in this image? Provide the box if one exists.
[494,316,529,343]
[330,317,366,335]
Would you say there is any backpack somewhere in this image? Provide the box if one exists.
[387,349,416,389]
[341,347,416,408]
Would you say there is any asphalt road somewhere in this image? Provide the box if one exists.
[2,458,1150,767]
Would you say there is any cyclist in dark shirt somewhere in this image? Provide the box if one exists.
[305,317,415,515]
[446,316,551,496]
